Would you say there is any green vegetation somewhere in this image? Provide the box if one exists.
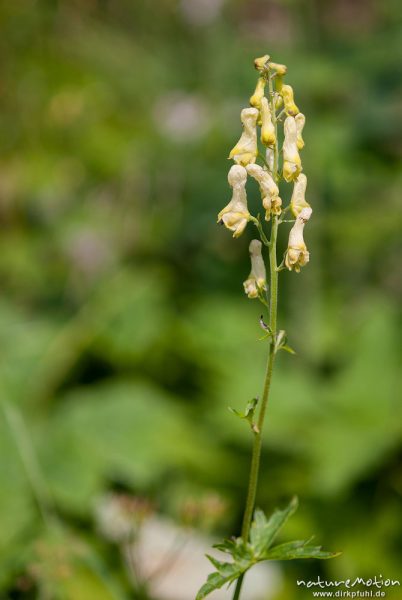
[0,1,401,598]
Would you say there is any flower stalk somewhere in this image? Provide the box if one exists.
[196,54,331,600]
[232,70,280,600]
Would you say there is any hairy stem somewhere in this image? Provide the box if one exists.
[232,68,280,600]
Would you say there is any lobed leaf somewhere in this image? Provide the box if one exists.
[196,561,242,600]
[265,540,341,560]
[196,497,339,599]
[250,496,299,556]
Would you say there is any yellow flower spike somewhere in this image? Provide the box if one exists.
[260,97,276,147]
[284,207,312,272]
[281,84,299,116]
[254,54,270,71]
[243,239,267,299]
[246,163,281,221]
[250,77,266,109]
[229,108,259,166]
[218,165,250,238]
[290,174,311,217]
[295,113,305,150]
[283,116,302,182]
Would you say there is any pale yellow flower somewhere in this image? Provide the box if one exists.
[246,163,281,221]
[283,116,302,182]
[284,207,312,272]
[269,62,287,94]
[260,97,276,146]
[229,108,259,166]
[254,54,270,71]
[218,165,250,238]
[281,84,299,116]
[268,62,287,76]
[250,77,266,109]
[290,174,311,217]
[243,239,267,298]
[295,113,305,150]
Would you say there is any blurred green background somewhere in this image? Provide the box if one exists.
[0,0,401,598]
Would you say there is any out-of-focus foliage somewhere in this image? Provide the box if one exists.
[0,0,401,598]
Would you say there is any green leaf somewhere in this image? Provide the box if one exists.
[250,496,298,556]
[40,381,217,512]
[274,330,287,353]
[280,344,296,354]
[273,330,296,355]
[264,540,341,561]
[196,497,339,599]
[213,538,254,565]
[244,397,259,419]
[229,397,259,432]
[196,560,242,600]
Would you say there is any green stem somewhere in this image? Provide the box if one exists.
[232,217,279,600]
[250,216,269,247]
[232,69,280,600]
[232,574,244,600]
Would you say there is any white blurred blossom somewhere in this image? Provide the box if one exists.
[153,92,210,142]
[132,516,281,600]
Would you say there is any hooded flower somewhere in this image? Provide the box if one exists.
[243,239,267,298]
[269,61,287,93]
[281,84,299,116]
[246,163,281,221]
[260,97,276,147]
[218,165,250,237]
[229,108,259,166]
[284,206,312,272]
[254,54,270,71]
[290,174,311,217]
[295,113,305,150]
[269,61,287,76]
[250,77,266,109]
[283,116,302,182]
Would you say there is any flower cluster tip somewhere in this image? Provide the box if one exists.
[218,54,313,294]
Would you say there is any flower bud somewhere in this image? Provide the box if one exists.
[254,54,270,71]
[295,113,305,150]
[275,93,283,110]
[260,97,276,147]
[284,207,312,272]
[283,116,301,182]
[229,108,259,166]
[246,163,281,221]
[290,174,310,217]
[218,165,250,238]
[249,77,266,109]
[243,239,267,298]
[281,84,299,116]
